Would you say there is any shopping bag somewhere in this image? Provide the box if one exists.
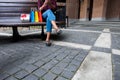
[30,10,35,22]
[35,10,39,22]
[20,13,30,22]
[38,11,43,22]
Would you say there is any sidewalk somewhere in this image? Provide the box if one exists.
[0,21,120,80]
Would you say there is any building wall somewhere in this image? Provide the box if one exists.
[106,0,120,21]
[91,0,107,21]
[79,0,105,21]
[92,0,104,18]
[66,0,79,19]
[66,0,120,21]
[79,0,88,21]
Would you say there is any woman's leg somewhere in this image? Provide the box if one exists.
[42,9,61,46]
[46,18,52,42]
[42,10,52,43]
[43,9,59,31]
[46,32,51,42]
[51,21,59,31]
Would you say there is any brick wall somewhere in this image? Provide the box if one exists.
[92,0,104,18]
[66,0,79,19]
[79,0,107,21]
[79,0,88,19]
[66,0,120,21]
[106,0,120,20]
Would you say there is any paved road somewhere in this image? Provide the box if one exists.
[0,22,120,80]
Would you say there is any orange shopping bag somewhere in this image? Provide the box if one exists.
[38,11,43,22]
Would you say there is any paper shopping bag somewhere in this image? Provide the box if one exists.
[30,10,34,22]
[38,11,43,22]
[20,14,30,22]
[35,11,39,22]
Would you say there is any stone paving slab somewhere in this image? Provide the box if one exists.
[68,25,104,31]
[0,22,120,80]
[111,34,120,50]
[0,39,89,80]
[59,30,100,45]
[110,28,120,33]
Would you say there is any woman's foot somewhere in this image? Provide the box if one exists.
[56,29,62,35]
[45,41,52,46]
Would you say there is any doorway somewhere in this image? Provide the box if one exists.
[88,0,93,21]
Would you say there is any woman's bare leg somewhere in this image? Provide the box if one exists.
[46,32,51,42]
[51,21,59,31]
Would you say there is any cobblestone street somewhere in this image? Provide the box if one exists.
[0,22,120,80]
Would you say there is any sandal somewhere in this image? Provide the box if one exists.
[57,29,62,35]
[45,41,52,46]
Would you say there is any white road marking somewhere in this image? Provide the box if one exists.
[103,28,110,32]
[53,41,91,50]
[0,33,12,36]
[112,49,120,55]
[72,51,112,80]
[21,31,41,36]
[94,32,111,48]
[63,29,101,33]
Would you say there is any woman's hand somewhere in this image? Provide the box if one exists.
[39,7,42,11]
[39,0,48,11]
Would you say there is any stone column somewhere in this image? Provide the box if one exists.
[91,0,108,21]
[66,0,79,19]
[79,0,89,21]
